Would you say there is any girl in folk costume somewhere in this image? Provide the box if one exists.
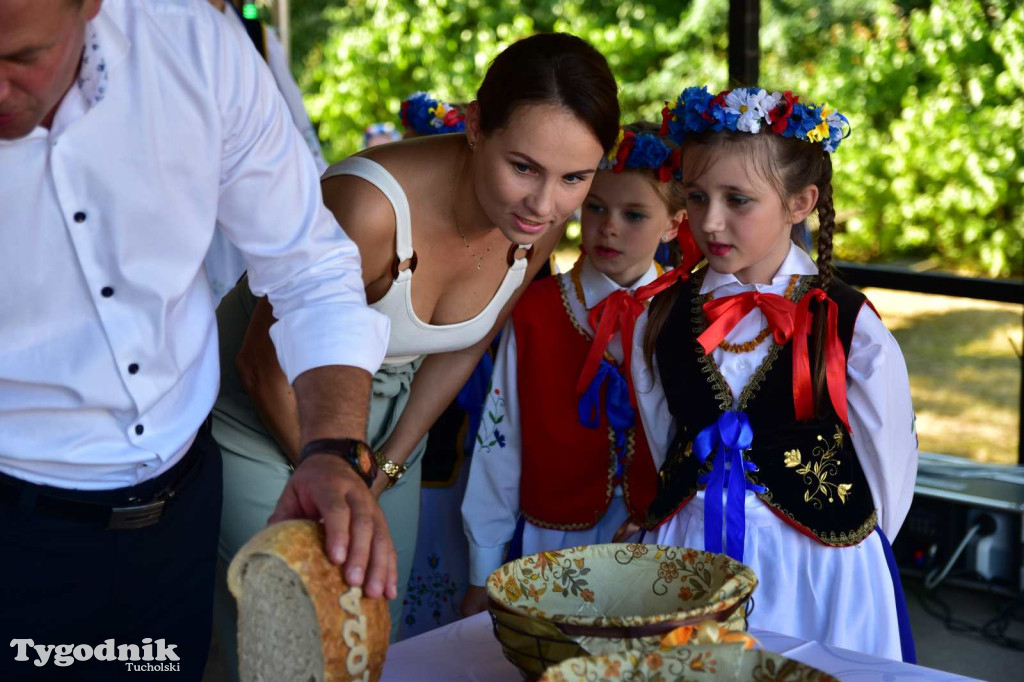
[460,123,701,616]
[630,87,919,660]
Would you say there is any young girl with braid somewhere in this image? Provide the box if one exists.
[630,87,918,660]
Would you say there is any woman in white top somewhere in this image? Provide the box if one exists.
[211,33,620,649]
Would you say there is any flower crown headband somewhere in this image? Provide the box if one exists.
[660,86,850,153]
[599,128,682,182]
[399,92,466,136]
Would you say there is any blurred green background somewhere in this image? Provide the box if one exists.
[281,0,1022,277]
[261,0,1022,463]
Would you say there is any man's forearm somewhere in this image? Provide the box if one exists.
[292,365,373,446]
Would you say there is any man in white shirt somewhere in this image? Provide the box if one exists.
[0,1,396,679]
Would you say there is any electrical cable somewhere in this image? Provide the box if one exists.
[912,581,1024,652]
[911,514,1024,651]
[923,523,981,589]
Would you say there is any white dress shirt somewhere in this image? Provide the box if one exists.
[462,258,663,585]
[631,244,918,537]
[0,0,388,489]
[204,4,328,302]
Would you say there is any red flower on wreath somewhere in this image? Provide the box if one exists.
[613,132,636,173]
[659,103,673,136]
[658,147,682,183]
[443,109,465,128]
[769,91,799,134]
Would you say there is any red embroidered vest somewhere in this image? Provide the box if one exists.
[512,275,658,530]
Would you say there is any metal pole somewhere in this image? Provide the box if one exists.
[270,0,290,65]
[728,0,760,87]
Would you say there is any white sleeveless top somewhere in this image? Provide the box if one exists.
[322,157,531,365]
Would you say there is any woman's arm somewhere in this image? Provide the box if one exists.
[374,226,563,467]
[233,174,398,466]
[234,296,303,463]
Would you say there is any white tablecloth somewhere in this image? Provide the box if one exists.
[381,612,979,681]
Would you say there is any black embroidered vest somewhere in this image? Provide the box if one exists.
[648,272,878,547]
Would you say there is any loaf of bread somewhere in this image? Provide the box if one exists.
[227,520,390,682]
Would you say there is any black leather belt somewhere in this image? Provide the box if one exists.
[0,423,209,531]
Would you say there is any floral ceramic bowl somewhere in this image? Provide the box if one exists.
[486,544,758,680]
[537,644,839,682]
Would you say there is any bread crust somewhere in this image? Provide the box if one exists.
[229,520,390,682]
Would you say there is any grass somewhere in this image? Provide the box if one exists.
[864,288,1022,466]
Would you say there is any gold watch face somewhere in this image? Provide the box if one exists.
[355,443,374,477]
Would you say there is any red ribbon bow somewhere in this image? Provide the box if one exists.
[697,292,797,355]
[696,288,851,433]
[792,288,851,433]
[576,268,692,406]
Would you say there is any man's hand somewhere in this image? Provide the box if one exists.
[270,453,398,600]
[460,585,490,618]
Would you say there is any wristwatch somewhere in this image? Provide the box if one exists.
[299,438,377,488]
[373,451,408,489]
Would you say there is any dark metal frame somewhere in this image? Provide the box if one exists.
[728,0,760,87]
[836,262,1024,464]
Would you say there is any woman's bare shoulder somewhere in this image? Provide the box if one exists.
[319,168,398,284]
[359,135,463,196]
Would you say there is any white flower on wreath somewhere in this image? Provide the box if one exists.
[724,88,780,134]
[821,105,847,153]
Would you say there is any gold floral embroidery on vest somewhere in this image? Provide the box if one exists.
[783,426,852,508]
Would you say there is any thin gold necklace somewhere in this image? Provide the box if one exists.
[449,151,489,271]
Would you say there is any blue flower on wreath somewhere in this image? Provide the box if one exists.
[681,86,713,129]
[626,133,671,170]
[709,103,740,132]
[493,429,506,448]
[662,86,713,144]
[822,108,850,153]
[400,92,465,136]
[781,102,818,141]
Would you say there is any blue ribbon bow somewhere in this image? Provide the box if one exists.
[694,411,767,561]
[578,359,635,477]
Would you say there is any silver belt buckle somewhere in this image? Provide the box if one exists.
[107,500,166,530]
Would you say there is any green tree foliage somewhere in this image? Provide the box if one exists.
[293,0,1022,275]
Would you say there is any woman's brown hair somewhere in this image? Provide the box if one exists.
[476,33,620,154]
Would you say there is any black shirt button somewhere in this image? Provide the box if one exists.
[128,363,139,374]
[135,424,144,435]
[73,211,86,223]
[101,286,114,298]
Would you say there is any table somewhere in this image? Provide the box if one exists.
[380,612,979,681]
